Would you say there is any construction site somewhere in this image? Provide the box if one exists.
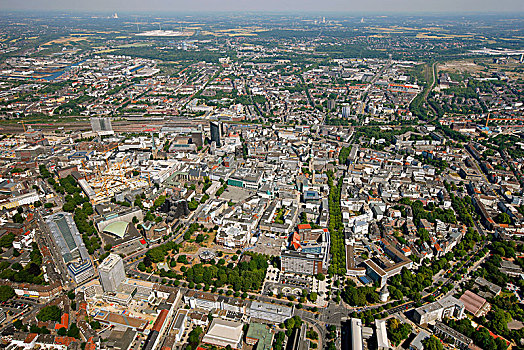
[79,156,150,205]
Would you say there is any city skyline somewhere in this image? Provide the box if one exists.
[1,0,523,13]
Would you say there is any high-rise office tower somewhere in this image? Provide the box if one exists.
[210,121,223,148]
[98,253,126,292]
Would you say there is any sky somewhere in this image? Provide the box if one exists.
[1,0,523,13]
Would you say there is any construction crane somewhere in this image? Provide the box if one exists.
[80,160,88,180]
[101,144,119,153]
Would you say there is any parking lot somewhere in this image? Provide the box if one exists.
[1,300,31,314]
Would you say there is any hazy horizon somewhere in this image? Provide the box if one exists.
[1,0,523,14]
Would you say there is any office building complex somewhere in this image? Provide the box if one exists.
[281,226,330,275]
[99,253,126,292]
[413,296,465,325]
[90,117,113,135]
[249,301,293,324]
[46,212,94,284]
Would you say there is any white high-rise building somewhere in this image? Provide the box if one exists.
[99,253,126,292]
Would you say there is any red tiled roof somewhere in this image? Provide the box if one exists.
[460,290,487,315]
[54,336,76,346]
[24,333,38,343]
[152,309,169,332]
[85,336,97,350]
[55,313,69,330]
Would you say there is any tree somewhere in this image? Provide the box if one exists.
[494,212,511,225]
[188,326,203,345]
[306,329,318,340]
[490,307,509,334]
[12,213,24,224]
[0,233,15,248]
[422,336,443,350]
[387,318,412,346]
[57,327,67,336]
[30,324,50,334]
[37,305,62,322]
[146,247,167,263]
[338,146,352,165]
[188,199,199,211]
[89,321,101,330]
[0,285,15,302]
[67,323,80,338]
[177,255,189,264]
[13,319,27,331]
[62,202,76,213]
